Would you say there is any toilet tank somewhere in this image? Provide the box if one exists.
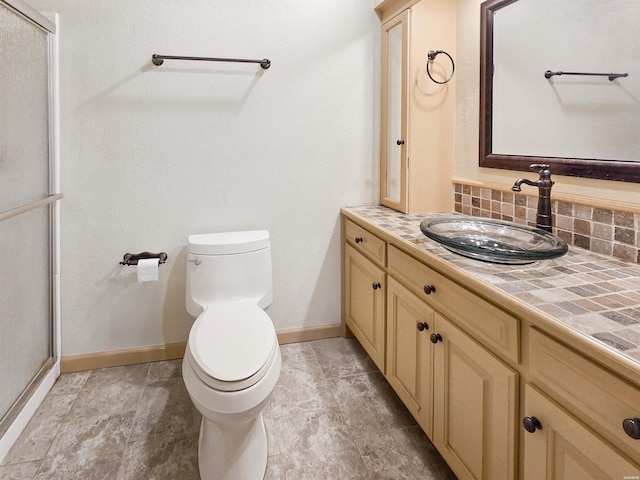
[186,230,273,316]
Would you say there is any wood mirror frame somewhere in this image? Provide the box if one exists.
[479,0,640,183]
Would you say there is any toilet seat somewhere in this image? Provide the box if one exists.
[188,302,277,392]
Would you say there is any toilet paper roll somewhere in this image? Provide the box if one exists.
[137,258,159,283]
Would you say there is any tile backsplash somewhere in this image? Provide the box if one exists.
[454,183,640,264]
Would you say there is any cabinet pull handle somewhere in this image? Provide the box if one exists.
[423,284,436,295]
[623,418,640,439]
[355,236,363,243]
[396,139,405,145]
[417,322,429,331]
[372,282,382,290]
[430,333,442,344]
[522,416,543,433]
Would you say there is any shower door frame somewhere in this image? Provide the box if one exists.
[0,0,61,462]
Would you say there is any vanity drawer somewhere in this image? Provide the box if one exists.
[344,218,386,267]
[388,245,519,363]
[529,328,640,463]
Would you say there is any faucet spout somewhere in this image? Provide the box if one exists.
[512,178,539,192]
[511,164,554,232]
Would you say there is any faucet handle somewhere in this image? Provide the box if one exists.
[529,163,550,173]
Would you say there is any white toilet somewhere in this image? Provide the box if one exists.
[182,230,281,480]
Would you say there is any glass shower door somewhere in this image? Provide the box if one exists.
[0,0,56,433]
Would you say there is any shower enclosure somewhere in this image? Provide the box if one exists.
[0,0,60,459]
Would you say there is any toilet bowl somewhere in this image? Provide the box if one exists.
[183,231,281,480]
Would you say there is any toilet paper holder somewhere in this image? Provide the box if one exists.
[120,252,168,266]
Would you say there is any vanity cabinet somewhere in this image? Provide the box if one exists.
[525,328,640,476]
[385,254,517,480]
[376,0,455,214]
[341,209,640,480]
[522,385,640,479]
[343,220,387,372]
[386,277,434,434]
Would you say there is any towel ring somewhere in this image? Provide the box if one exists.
[426,50,455,84]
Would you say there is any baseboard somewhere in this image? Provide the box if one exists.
[60,324,343,373]
[276,323,342,344]
[60,342,187,373]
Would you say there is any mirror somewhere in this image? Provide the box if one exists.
[380,11,408,212]
[385,21,403,204]
[479,0,640,182]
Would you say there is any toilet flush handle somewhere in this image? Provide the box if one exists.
[189,258,201,266]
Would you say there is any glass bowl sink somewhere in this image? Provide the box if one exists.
[420,216,568,265]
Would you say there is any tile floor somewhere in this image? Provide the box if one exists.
[0,337,457,480]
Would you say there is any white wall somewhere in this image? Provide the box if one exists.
[29,0,381,356]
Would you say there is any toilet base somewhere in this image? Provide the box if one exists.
[198,412,268,480]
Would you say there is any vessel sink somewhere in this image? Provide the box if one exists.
[419,216,568,264]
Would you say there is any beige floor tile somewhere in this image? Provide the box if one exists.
[310,337,377,378]
[2,394,76,465]
[116,435,199,480]
[2,338,457,479]
[0,460,41,480]
[33,412,133,480]
[330,371,417,437]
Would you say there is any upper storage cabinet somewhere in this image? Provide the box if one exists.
[381,10,409,212]
[376,0,456,214]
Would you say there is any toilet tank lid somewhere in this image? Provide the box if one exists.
[189,230,270,255]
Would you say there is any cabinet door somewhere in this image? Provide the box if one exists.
[386,277,434,436]
[523,384,640,480]
[344,244,386,372]
[432,313,517,480]
[380,10,409,213]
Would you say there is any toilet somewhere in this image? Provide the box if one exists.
[182,230,281,480]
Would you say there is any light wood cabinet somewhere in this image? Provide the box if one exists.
[341,211,640,480]
[344,243,386,373]
[376,0,455,213]
[386,273,517,480]
[522,384,640,480]
[528,328,640,465]
[432,313,517,480]
[386,277,434,435]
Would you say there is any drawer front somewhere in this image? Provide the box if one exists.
[344,218,386,267]
[529,328,640,464]
[388,245,519,363]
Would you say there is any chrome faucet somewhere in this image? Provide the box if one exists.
[512,164,554,232]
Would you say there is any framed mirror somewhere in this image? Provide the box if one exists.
[479,0,640,183]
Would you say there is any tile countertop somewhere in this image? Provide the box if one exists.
[343,205,640,378]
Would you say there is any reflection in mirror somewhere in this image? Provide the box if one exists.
[479,0,640,182]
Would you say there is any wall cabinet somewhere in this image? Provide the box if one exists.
[341,211,640,480]
[376,0,455,214]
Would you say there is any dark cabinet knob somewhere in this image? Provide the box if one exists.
[522,416,542,433]
[396,139,405,145]
[372,282,382,290]
[355,236,363,243]
[417,322,429,331]
[423,284,436,295]
[430,333,442,344]
[623,418,640,439]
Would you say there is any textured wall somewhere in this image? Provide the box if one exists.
[29,0,381,356]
